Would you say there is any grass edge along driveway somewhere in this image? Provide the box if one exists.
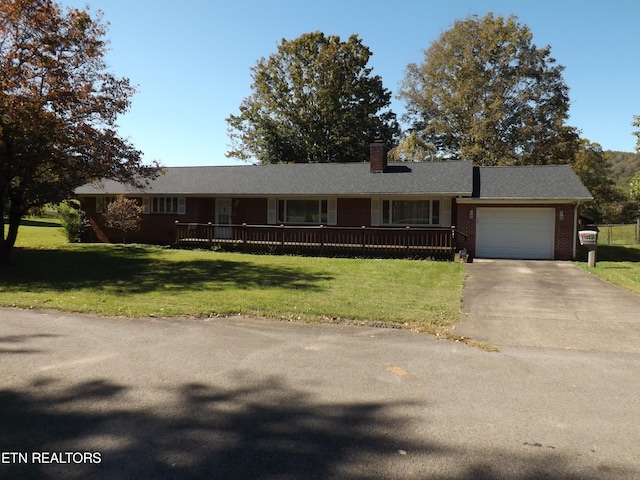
[575,224,640,295]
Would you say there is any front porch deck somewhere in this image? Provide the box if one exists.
[174,223,467,260]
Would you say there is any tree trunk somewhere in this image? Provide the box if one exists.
[0,240,11,267]
[0,209,23,267]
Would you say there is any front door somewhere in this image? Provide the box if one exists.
[215,198,232,239]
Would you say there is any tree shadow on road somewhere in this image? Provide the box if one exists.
[0,374,632,479]
[0,333,60,354]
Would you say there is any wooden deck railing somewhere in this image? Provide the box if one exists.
[174,222,468,260]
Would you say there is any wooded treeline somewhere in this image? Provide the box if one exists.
[598,150,640,224]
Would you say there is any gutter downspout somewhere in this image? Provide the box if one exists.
[573,201,580,259]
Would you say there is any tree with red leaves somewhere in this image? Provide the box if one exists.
[102,195,144,244]
[0,0,161,266]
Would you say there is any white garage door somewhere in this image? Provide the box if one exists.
[476,207,555,259]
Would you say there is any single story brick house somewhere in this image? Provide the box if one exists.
[75,142,592,260]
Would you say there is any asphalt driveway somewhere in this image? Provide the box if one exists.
[457,259,640,353]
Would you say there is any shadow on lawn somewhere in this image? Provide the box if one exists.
[0,374,623,480]
[19,219,61,228]
[2,246,333,293]
[593,244,640,262]
[576,244,640,264]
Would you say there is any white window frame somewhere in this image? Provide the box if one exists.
[381,198,441,226]
[269,198,337,225]
[96,196,116,214]
[143,197,185,215]
[278,199,327,224]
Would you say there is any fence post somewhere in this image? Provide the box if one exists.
[361,226,366,254]
[174,220,179,244]
[207,222,213,246]
[450,226,456,260]
[405,226,411,256]
[280,224,285,251]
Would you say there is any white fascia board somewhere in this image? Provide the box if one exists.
[456,197,593,204]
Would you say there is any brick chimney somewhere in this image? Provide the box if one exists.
[369,139,387,173]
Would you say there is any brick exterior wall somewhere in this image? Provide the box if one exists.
[455,203,579,260]
[83,197,273,244]
[337,198,371,227]
[82,197,216,244]
[188,198,215,222]
[455,203,475,256]
[82,194,579,260]
[232,198,268,225]
[554,206,577,260]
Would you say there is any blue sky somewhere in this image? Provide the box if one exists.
[59,0,640,167]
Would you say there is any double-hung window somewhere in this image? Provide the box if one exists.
[382,199,440,225]
[143,197,185,214]
[96,196,117,213]
[151,197,179,214]
[277,199,328,224]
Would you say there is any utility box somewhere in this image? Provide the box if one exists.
[578,230,598,246]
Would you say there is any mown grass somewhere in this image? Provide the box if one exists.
[576,224,640,294]
[597,223,639,246]
[1,218,466,332]
[13,217,67,248]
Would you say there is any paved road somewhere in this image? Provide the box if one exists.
[1,305,639,479]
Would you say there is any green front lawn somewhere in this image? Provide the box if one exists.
[1,218,465,332]
[576,224,640,294]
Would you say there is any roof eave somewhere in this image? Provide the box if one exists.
[78,190,476,197]
[456,197,593,204]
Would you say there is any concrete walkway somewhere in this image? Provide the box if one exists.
[457,259,640,353]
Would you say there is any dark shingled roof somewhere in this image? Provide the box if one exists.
[75,161,474,196]
[75,161,592,201]
[472,165,593,200]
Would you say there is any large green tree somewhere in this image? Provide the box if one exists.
[398,13,579,165]
[630,116,640,200]
[226,32,399,164]
[0,0,160,266]
[570,140,625,222]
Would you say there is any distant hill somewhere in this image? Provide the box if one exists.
[606,150,640,191]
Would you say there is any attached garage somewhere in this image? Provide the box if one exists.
[456,166,593,261]
[476,207,555,259]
